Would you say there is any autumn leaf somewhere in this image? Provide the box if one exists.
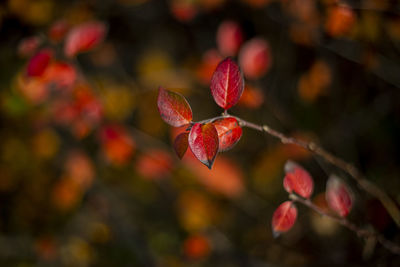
[188,123,219,169]
[326,175,353,217]
[283,160,314,199]
[239,38,271,79]
[157,87,193,127]
[271,201,298,237]
[216,20,244,57]
[210,57,244,110]
[212,117,242,151]
[26,48,53,77]
[174,131,189,159]
[64,21,107,57]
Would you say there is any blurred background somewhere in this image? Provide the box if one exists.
[0,0,400,266]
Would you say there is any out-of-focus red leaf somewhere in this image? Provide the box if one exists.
[16,74,48,104]
[283,160,314,199]
[174,131,189,159]
[100,125,136,166]
[237,84,264,108]
[184,151,244,197]
[64,21,107,57]
[188,123,219,169]
[216,20,244,57]
[239,38,271,79]
[196,49,223,84]
[42,61,77,89]
[183,234,211,260]
[48,20,70,43]
[18,36,42,57]
[271,201,297,237]
[326,175,353,217]
[170,0,197,22]
[325,5,356,37]
[65,150,94,189]
[157,87,193,127]
[210,57,244,110]
[26,48,53,77]
[136,149,173,180]
[212,117,242,151]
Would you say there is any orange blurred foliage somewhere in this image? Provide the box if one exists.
[325,5,356,37]
[136,149,173,180]
[183,234,211,260]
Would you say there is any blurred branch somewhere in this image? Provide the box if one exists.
[289,194,400,255]
[204,114,400,229]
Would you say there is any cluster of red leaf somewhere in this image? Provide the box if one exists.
[197,20,271,84]
[271,161,354,236]
[158,58,244,169]
[17,21,108,138]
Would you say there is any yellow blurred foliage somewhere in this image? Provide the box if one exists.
[8,0,54,25]
[32,128,60,159]
[177,190,216,232]
[99,83,136,121]
[61,237,93,267]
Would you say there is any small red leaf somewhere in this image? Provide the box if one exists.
[326,175,353,217]
[239,38,271,79]
[212,117,242,151]
[18,36,42,57]
[216,20,244,57]
[64,21,107,57]
[188,123,219,169]
[271,201,297,237]
[283,160,314,199]
[174,132,189,159]
[210,57,244,110]
[48,20,70,43]
[26,49,53,77]
[157,87,193,127]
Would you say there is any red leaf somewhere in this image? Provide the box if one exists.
[271,201,297,237]
[48,20,70,43]
[174,132,189,159]
[212,117,242,151]
[64,21,107,57]
[216,20,244,57]
[210,57,244,110]
[18,36,42,57]
[326,175,353,217]
[188,123,219,169]
[157,87,193,127]
[239,38,271,79]
[43,62,77,88]
[26,49,53,77]
[283,160,314,199]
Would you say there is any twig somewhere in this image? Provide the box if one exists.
[231,116,400,228]
[289,194,400,255]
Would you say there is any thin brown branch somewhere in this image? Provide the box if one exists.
[289,194,400,255]
[234,116,400,228]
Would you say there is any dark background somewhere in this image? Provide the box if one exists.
[0,0,400,266]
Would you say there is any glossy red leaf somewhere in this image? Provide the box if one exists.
[26,49,53,77]
[174,132,189,159]
[212,117,242,151]
[216,20,244,57]
[283,160,314,199]
[157,87,193,127]
[64,21,107,57]
[188,123,219,169]
[271,201,297,237]
[210,57,244,110]
[326,175,353,217]
[239,38,271,79]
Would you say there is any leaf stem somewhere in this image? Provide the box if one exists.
[234,116,400,229]
[289,194,400,255]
